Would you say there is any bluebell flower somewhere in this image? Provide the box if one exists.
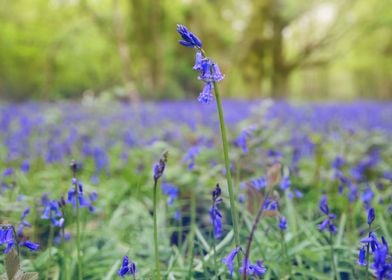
[118,256,137,277]
[239,258,267,277]
[161,183,179,206]
[319,195,329,215]
[176,24,202,48]
[17,207,31,236]
[367,208,375,225]
[182,146,200,170]
[222,247,241,277]
[193,51,203,71]
[42,198,64,227]
[197,82,214,104]
[2,168,13,177]
[20,240,39,251]
[332,156,345,170]
[264,198,279,211]
[235,126,256,154]
[0,226,14,253]
[280,176,291,191]
[360,232,379,252]
[357,247,367,266]
[251,176,267,190]
[361,185,374,209]
[153,151,168,182]
[20,160,30,173]
[210,184,223,238]
[279,216,287,230]
[318,196,337,234]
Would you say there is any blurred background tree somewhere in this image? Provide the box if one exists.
[0,0,390,101]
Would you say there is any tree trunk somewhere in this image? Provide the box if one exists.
[112,0,140,103]
[270,7,289,99]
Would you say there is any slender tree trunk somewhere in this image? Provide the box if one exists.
[112,0,140,102]
[271,13,289,99]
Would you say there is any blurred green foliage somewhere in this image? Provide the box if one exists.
[0,0,391,101]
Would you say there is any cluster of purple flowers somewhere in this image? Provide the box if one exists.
[359,233,391,279]
[67,179,97,213]
[318,195,337,234]
[209,184,223,239]
[176,24,224,104]
[118,256,137,278]
[222,247,266,278]
[0,225,39,253]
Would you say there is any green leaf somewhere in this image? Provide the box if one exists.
[15,272,38,280]
[4,249,20,280]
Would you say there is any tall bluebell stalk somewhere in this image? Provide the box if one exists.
[60,198,68,280]
[176,24,241,260]
[279,216,292,277]
[318,195,339,280]
[365,208,375,279]
[242,163,281,280]
[45,220,54,280]
[152,151,168,280]
[210,184,223,278]
[70,161,83,280]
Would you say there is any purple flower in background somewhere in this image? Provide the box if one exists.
[318,196,337,234]
[280,176,291,191]
[176,24,202,48]
[222,247,241,277]
[361,185,374,209]
[279,216,287,230]
[332,156,345,170]
[161,183,179,206]
[357,247,366,266]
[20,160,30,173]
[367,208,375,225]
[118,256,137,277]
[319,195,329,215]
[239,259,267,277]
[2,168,13,177]
[235,126,255,154]
[20,240,39,251]
[182,146,200,170]
[17,207,31,236]
[250,176,267,190]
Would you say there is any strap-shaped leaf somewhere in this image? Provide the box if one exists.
[15,271,39,280]
[4,249,20,280]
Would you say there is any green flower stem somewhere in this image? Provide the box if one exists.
[75,187,83,280]
[45,224,55,280]
[280,230,292,277]
[365,224,371,280]
[330,232,338,280]
[187,190,196,279]
[213,82,241,255]
[60,207,68,280]
[153,180,161,280]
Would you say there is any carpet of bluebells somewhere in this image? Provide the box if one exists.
[0,100,392,279]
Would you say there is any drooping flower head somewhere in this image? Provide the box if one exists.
[279,216,287,231]
[318,195,337,234]
[222,247,242,277]
[118,255,137,278]
[239,258,267,278]
[176,24,202,48]
[153,151,168,183]
[177,24,224,104]
[367,207,375,225]
[210,184,223,238]
[357,247,367,266]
